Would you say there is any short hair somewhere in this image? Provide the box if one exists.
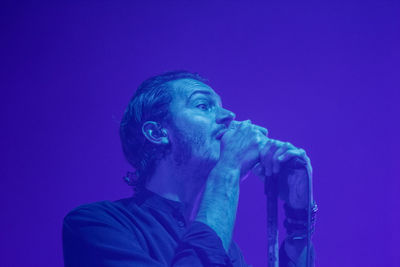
[120,70,208,192]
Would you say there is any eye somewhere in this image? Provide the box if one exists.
[196,103,209,110]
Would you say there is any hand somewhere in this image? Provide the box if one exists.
[253,139,313,209]
[218,120,268,178]
[197,120,268,251]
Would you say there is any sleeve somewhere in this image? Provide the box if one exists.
[62,205,248,267]
[172,221,233,266]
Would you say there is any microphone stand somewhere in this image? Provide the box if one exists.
[265,172,279,267]
[265,158,311,267]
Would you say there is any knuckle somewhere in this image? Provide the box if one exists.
[291,151,299,156]
[296,148,306,156]
[254,135,264,144]
[286,142,295,148]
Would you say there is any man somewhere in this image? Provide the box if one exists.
[63,71,316,266]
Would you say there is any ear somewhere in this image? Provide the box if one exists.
[142,121,169,145]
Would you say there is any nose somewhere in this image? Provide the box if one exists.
[216,107,236,127]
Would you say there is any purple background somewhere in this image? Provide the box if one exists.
[1,1,399,266]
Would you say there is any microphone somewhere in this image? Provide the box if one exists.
[263,156,307,196]
[265,156,312,267]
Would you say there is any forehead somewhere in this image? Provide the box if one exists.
[167,78,221,102]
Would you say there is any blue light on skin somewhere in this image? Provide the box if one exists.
[143,78,237,220]
[143,78,313,253]
[144,78,270,251]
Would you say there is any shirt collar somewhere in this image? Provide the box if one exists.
[132,188,187,216]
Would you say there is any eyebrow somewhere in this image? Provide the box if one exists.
[188,90,222,105]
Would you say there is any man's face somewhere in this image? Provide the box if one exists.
[165,78,235,169]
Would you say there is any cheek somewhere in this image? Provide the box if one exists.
[177,115,212,138]
[187,115,210,129]
[173,124,208,150]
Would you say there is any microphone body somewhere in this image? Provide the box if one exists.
[265,157,310,267]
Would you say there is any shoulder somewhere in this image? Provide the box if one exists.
[63,198,136,234]
[64,199,128,218]
[62,198,153,266]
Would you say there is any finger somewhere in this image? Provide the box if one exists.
[272,142,291,174]
[228,120,241,130]
[237,120,251,132]
[278,149,313,177]
[259,140,272,176]
[254,125,269,136]
[251,162,265,181]
[260,139,279,177]
[255,130,268,147]
[277,148,306,163]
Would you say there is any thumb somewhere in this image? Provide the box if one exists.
[251,162,265,181]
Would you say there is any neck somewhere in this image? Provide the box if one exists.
[145,157,209,221]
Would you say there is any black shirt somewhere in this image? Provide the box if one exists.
[62,189,249,266]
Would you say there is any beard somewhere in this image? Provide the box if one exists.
[169,122,218,169]
[171,125,204,166]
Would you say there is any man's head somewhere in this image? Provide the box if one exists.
[120,71,235,191]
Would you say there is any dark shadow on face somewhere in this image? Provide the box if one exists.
[168,117,207,166]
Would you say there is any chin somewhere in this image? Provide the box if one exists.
[191,142,220,167]
[196,150,219,167]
